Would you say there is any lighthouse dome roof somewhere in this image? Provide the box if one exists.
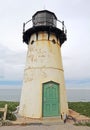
[32,10,57,27]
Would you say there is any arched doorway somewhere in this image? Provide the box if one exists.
[42,81,60,117]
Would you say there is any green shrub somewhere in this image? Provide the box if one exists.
[6,112,16,121]
[0,112,3,119]
[0,101,19,111]
[0,101,19,121]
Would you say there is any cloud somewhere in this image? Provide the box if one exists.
[0,44,27,81]
[61,17,90,82]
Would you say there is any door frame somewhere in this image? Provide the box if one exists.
[42,81,60,117]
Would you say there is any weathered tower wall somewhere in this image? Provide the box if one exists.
[19,31,68,118]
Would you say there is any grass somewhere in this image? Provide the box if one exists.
[68,102,90,117]
[68,102,90,127]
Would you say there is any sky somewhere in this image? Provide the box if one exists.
[0,0,90,89]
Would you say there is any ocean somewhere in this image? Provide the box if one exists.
[0,88,90,102]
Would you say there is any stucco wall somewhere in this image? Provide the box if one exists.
[19,32,68,118]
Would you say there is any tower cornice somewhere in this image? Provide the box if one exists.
[23,25,66,46]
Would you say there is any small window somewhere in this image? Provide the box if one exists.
[52,39,56,44]
[31,40,34,45]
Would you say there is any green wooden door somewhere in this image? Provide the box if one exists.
[42,81,60,117]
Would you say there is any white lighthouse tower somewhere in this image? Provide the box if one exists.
[19,10,68,119]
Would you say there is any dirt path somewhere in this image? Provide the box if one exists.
[0,123,90,130]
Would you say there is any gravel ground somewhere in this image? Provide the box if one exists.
[0,123,90,130]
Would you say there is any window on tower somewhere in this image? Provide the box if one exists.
[31,40,34,45]
[52,39,56,44]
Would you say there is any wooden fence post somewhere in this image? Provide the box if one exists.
[3,104,7,120]
[0,104,7,120]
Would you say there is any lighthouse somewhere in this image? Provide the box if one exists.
[19,10,68,119]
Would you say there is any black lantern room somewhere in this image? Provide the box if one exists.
[23,10,67,46]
